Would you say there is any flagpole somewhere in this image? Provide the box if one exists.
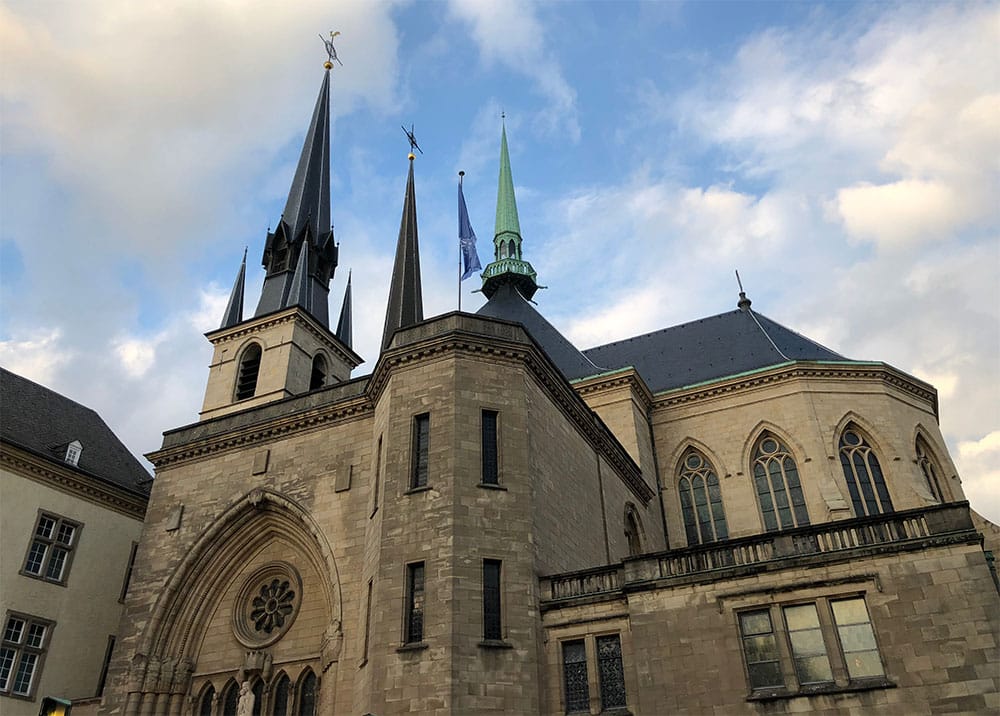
[458,171,464,313]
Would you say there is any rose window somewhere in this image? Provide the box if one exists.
[250,578,296,633]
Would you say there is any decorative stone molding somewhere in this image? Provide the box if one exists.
[320,620,343,673]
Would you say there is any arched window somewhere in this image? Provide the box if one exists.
[271,673,291,716]
[839,426,894,517]
[624,506,643,556]
[752,434,809,531]
[221,679,240,716]
[309,353,327,391]
[251,678,264,716]
[678,449,728,545]
[297,670,317,716]
[198,684,215,716]
[235,343,262,400]
[916,436,945,502]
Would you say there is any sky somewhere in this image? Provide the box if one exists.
[1,1,997,521]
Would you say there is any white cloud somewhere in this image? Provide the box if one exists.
[0,330,72,385]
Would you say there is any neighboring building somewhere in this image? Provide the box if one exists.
[99,60,999,716]
[0,368,149,715]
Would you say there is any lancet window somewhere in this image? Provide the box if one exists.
[677,449,728,545]
[916,436,945,502]
[235,343,262,401]
[839,426,894,517]
[751,434,809,531]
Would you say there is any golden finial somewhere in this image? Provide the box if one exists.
[408,153,416,161]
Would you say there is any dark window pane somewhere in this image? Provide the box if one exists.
[222,682,239,716]
[272,675,290,716]
[597,634,627,710]
[412,414,430,488]
[405,563,425,643]
[747,661,783,689]
[235,344,262,400]
[199,686,215,716]
[298,671,317,716]
[481,410,499,485]
[562,640,589,713]
[483,560,502,640]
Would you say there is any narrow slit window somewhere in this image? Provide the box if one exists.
[483,559,502,641]
[481,410,499,485]
[120,542,138,602]
[404,562,425,644]
[235,343,262,400]
[411,414,430,489]
[372,436,382,515]
[363,579,374,662]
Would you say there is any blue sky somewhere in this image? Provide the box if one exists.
[1,0,997,520]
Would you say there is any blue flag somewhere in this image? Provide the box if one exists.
[459,180,482,281]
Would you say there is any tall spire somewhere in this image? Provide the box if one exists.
[255,67,338,326]
[381,156,424,350]
[481,122,538,300]
[220,249,247,329]
[336,270,353,349]
[288,239,312,312]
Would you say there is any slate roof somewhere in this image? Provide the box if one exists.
[582,308,847,393]
[0,368,151,495]
[477,283,604,380]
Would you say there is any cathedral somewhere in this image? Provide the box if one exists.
[100,59,999,715]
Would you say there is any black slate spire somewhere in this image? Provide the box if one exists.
[255,68,338,326]
[336,270,353,349]
[381,156,424,350]
[220,249,246,329]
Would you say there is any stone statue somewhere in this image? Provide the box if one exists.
[237,680,254,716]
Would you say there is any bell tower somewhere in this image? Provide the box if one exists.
[200,63,361,421]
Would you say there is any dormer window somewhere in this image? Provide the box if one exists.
[64,440,82,467]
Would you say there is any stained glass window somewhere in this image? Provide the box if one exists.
[597,634,627,710]
[678,449,728,545]
[562,640,589,713]
[752,434,809,531]
[839,427,894,517]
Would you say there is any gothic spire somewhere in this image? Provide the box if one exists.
[381,155,424,350]
[220,249,246,329]
[336,270,353,349]
[288,238,312,312]
[481,122,538,300]
[255,67,338,326]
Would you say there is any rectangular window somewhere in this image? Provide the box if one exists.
[362,579,373,662]
[482,559,502,641]
[738,596,886,695]
[596,634,627,710]
[404,562,425,644]
[22,511,81,585]
[372,435,382,516]
[0,612,52,698]
[96,635,115,696]
[120,542,138,602]
[481,410,499,485]
[411,414,430,489]
[562,640,589,713]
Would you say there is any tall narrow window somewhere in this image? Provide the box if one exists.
[22,511,80,584]
[221,680,240,715]
[783,603,833,685]
[371,436,382,515]
[916,437,945,502]
[198,685,215,716]
[596,634,627,710]
[839,426,894,517]
[271,673,290,716]
[739,610,782,690]
[752,434,809,531]
[1,612,52,698]
[309,354,327,390]
[404,562,425,644]
[481,410,499,485]
[831,598,884,679]
[120,542,138,602]
[624,507,642,556]
[677,449,728,545]
[483,559,502,641]
[363,579,374,662]
[96,635,115,696]
[297,670,317,716]
[235,343,262,400]
[562,640,589,713]
[411,414,430,489]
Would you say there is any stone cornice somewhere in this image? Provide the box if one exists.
[651,362,937,414]
[571,368,654,411]
[147,395,372,469]
[1,444,148,520]
[205,306,362,369]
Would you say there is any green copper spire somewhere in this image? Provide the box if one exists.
[481,123,538,300]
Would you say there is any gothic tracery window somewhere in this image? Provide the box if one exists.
[839,426,894,517]
[677,449,728,545]
[752,434,809,531]
[916,436,945,502]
